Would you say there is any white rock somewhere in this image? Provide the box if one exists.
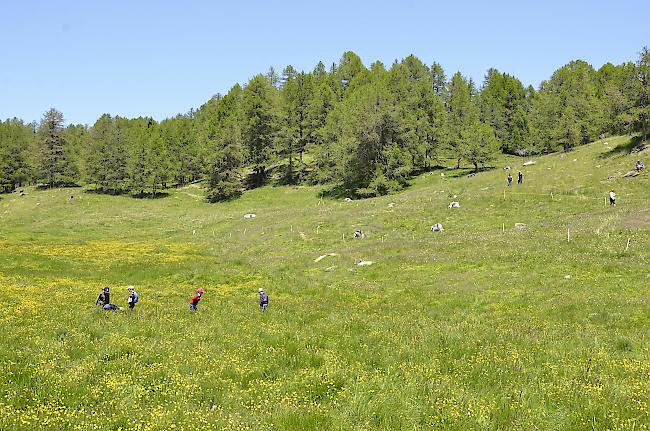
[356,260,374,267]
[243,213,256,218]
[432,223,443,232]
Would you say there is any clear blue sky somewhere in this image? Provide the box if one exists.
[1,0,648,125]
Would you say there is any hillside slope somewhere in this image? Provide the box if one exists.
[0,136,648,430]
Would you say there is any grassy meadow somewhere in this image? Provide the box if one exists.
[0,136,648,430]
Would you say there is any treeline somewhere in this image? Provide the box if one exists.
[1,48,649,199]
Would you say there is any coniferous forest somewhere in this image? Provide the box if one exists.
[1,49,649,200]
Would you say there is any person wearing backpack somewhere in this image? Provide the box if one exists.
[189,288,205,312]
[259,288,269,312]
[127,286,139,311]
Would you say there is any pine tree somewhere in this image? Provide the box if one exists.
[34,108,78,187]
[633,46,650,142]
[446,73,478,168]
[242,75,278,186]
[0,119,32,192]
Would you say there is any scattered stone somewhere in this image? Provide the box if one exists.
[324,266,337,272]
[448,201,460,208]
[440,172,445,177]
[504,166,511,170]
[572,159,577,162]
[467,172,476,177]
[243,213,256,218]
[314,253,337,262]
[624,171,639,177]
[522,160,536,166]
[299,231,308,240]
[564,275,571,279]
[388,202,396,207]
[431,223,443,232]
[356,260,373,267]
[514,223,527,230]
[343,197,352,202]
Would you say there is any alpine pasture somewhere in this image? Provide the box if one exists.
[0,136,648,430]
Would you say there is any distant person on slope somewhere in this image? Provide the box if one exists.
[127,286,139,311]
[609,190,616,206]
[517,171,523,184]
[189,288,204,312]
[259,288,269,312]
[636,160,645,172]
[507,174,513,187]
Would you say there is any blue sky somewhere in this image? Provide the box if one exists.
[1,0,648,125]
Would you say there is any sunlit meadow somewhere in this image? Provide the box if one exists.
[0,137,648,430]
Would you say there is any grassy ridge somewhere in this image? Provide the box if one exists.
[0,136,648,430]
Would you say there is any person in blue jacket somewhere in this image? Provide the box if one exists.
[259,288,269,312]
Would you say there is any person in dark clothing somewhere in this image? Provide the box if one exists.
[507,174,513,187]
[95,287,110,307]
[189,288,204,312]
[517,171,523,184]
[258,288,269,312]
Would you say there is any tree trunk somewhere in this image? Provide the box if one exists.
[456,158,461,169]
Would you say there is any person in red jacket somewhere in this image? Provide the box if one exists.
[189,288,205,312]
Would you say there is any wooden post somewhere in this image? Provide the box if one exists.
[229,232,232,238]
[502,223,505,232]
[503,190,506,200]
[243,228,247,235]
[290,225,293,232]
[567,226,570,243]
[316,225,320,234]
[342,233,345,241]
[381,236,384,243]
[551,192,554,201]
[625,237,631,252]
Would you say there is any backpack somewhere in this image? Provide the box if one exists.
[132,292,139,303]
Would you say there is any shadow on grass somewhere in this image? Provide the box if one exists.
[443,165,497,178]
[84,188,127,196]
[131,191,170,199]
[35,183,81,190]
[600,136,645,158]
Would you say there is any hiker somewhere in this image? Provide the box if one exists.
[507,174,513,187]
[259,288,269,312]
[517,171,523,184]
[127,286,139,311]
[609,190,616,206]
[189,288,204,312]
[636,160,645,172]
[95,287,110,307]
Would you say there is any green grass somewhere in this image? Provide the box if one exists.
[0,136,648,430]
